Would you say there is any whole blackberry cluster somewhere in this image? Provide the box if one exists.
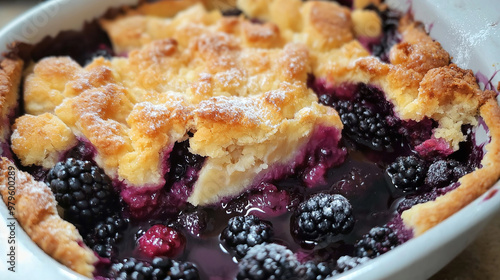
[386,155,427,192]
[334,99,395,151]
[333,256,370,274]
[220,215,274,259]
[236,243,301,280]
[425,159,471,189]
[292,193,354,242]
[84,214,129,258]
[354,226,400,258]
[300,261,333,280]
[46,158,116,227]
[110,257,199,280]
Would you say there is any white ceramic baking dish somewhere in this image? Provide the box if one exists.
[0,0,499,279]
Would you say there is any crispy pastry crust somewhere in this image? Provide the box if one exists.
[0,58,23,141]
[0,158,97,277]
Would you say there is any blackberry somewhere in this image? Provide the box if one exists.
[237,243,301,280]
[84,214,129,258]
[386,155,427,192]
[110,257,199,280]
[366,6,401,62]
[220,215,274,259]
[292,193,354,242]
[425,159,471,189]
[334,99,394,151]
[354,226,400,258]
[168,140,205,182]
[46,158,117,227]
[300,261,333,280]
[334,256,370,274]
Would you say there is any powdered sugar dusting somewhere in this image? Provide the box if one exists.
[195,96,273,126]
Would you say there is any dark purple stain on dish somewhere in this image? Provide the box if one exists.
[428,22,435,33]
[476,70,500,93]
[362,4,402,62]
[484,189,498,201]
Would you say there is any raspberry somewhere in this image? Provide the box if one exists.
[220,215,274,259]
[292,193,354,242]
[354,226,400,258]
[386,155,427,192]
[300,261,333,280]
[110,257,199,280]
[425,159,471,188]
[334,99,395,151]
[236,243,301,280]
[84,214,129,259]
[138,225,186,258]
[46,158,117,228]
[334,256,370,274]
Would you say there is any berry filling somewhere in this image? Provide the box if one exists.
[361,5,402,62]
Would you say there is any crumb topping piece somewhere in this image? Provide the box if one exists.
[0,58,23,141]
[11,113,77,168]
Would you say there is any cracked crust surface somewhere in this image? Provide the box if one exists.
[0,158,97,277]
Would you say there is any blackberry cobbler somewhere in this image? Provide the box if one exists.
[1,0,500,279]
